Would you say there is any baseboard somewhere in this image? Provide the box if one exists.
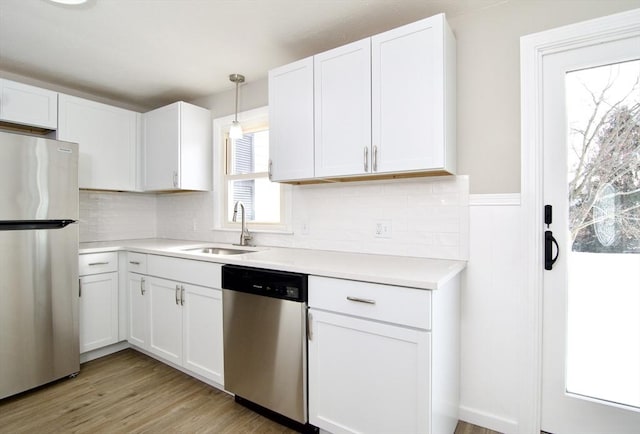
[459,405,519,434]
[80,341,131,363]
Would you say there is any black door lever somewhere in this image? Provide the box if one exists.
[545,230,559,270]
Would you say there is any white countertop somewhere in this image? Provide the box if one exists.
[79,238,466,290]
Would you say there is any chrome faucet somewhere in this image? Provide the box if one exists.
[232,201,252,246]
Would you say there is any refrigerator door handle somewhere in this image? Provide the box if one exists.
[0,220,76,231]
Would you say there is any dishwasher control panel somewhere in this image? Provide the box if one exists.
[222,264,308,302]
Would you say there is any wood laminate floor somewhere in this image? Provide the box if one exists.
[0,349,499,434]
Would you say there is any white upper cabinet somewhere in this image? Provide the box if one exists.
[0,79,58,129]
[372,14,456,175]
[268,57,315,182]
[268,13,456,182]
[58,94,140,191]
[143,101,212,191]
[314,39,372,178]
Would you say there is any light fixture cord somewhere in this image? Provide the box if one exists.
[234,80,239,122]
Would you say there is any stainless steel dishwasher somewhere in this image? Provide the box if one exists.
[222,264,316,433]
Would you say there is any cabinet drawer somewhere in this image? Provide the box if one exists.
[147,255,222,288]
[79,252,118,276]
[127,252,147,273]
[308,276,431,330]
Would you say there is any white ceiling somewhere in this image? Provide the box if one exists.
[0,0,504,111]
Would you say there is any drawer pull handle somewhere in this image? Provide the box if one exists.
[129,261,141,265]
[88,262,109,266]
[347,296,376,305]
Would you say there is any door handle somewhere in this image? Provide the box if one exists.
[140,277,146,295]
[545,230,559,270]
[180,285,185,306]
[307,310,313,341]
[175,284,180,305]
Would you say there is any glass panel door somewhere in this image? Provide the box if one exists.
[565,60,640,409]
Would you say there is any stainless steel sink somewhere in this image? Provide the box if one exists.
[183,247,254,255]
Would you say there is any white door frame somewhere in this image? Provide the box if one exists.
[520,8,640,434]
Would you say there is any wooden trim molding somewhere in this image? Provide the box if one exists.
[520,8,640,434]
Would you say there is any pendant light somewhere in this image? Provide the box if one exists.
[229,73,245,139]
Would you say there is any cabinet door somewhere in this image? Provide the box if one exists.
[58,94,139,191]
[371,15,447,173]
[147,276,182,365]
[178,102,212,191]
[0,79,57,129]
[143,102,180,190]
[127,272,148,349]
[308,309,430,434]
[182,284,224,384]
[268,57,315,182]
[314,39,371,177]
[79,272,119,353]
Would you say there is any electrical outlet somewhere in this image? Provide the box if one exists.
[374,220,392,238]
[301,221,310,235]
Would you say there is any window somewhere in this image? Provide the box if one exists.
[213,107,291,232]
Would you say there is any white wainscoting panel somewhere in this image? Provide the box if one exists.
[460,194,522,433]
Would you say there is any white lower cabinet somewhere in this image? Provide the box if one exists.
[79,252,119,354]
[148,276,183,365]
[308,275,459,434]
[79,273,119,353]
[309,310,430,434]
[129,254,224,385]
[127,271,148,349]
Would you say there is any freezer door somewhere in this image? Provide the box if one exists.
[0,224,79,399]
[0,131,78,221]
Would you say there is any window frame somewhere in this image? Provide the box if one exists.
[212,106,292,233]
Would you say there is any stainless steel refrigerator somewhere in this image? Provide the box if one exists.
[0,130,80,400]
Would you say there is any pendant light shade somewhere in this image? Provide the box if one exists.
[229,73,245,139]
[229,120,243,139]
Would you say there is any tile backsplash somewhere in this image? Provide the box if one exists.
[81,175,469,261]
[79,191,157,242]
